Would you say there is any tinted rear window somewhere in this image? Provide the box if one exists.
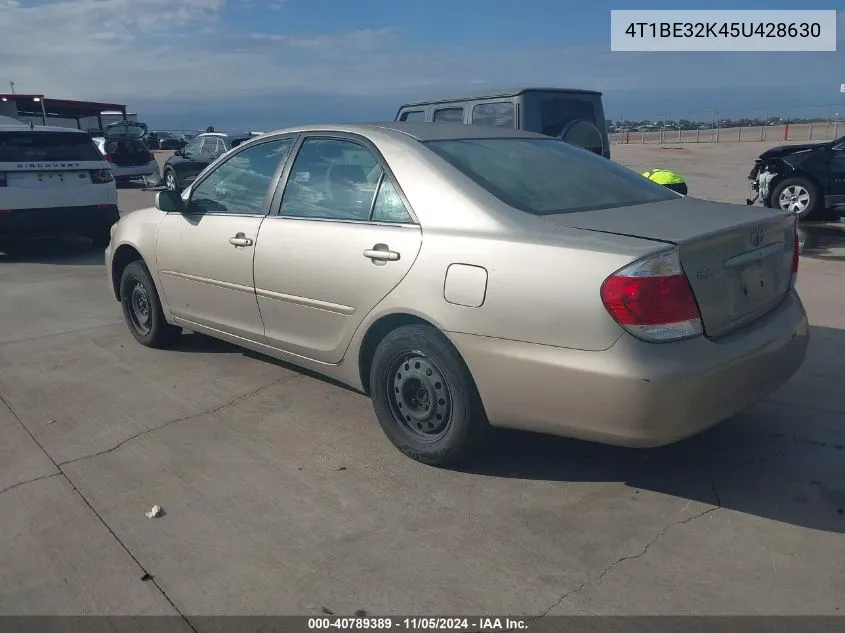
[434,108,464,123]
[471,102,515,129]
[424,138,676,215]
[0,131,103,162]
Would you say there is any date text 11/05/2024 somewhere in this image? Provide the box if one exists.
[307,617,528,630]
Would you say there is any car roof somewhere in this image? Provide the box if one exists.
[399,87,602,108]
[257,122,550,142]
[0,124,89,134]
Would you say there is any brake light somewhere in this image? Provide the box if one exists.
[600,249,703,342]
[104,154,113,162]
[90,169,114,184]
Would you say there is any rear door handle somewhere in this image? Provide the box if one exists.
[229,232,254,247]
[363,244,400,261]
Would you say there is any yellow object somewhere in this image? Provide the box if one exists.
[642,168,685,185]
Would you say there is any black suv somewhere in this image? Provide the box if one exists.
[161,132,250,192]
[395,87,611,159]
[747,135,845,221]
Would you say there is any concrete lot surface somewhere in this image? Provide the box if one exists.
[0,142,843,620]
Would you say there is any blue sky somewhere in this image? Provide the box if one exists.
[1,0,843,130]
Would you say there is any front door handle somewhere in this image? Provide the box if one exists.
[363,244,400,262]
[229,232,254,247]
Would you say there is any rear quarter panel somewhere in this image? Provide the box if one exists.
[377,228,660,352]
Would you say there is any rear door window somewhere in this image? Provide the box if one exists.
[471,102,516,129]
[433,107,465,124]
[399,110,425,122]
[0,131,103,162]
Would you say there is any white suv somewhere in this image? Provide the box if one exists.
[0,122,119,246]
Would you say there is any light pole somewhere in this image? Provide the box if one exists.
[8,81,15,94]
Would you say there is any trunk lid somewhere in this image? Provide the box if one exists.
[104,121,148,141]
[543,197,796,338]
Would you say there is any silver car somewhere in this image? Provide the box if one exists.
[105,123,809,466]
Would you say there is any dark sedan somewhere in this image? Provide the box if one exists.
[161,132,250,192]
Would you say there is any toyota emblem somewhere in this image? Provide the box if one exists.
[750,227,765,247]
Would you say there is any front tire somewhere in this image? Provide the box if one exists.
[771,176,821,221]
[119,260,181,348]
[369,325,489,466]
[163,168,180,192]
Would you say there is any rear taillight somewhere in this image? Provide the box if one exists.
[600,249,703,343]
[104,154,113,162]
[148,151,155,161]
[90,169,114,184]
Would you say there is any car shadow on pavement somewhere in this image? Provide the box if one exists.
[0,237,105,265]
[140,324,845,534]
[457,324,845,534]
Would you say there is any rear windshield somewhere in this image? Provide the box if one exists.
[0,131,103,162]
[424,138,676,215]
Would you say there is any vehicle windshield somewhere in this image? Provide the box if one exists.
[423,137,676,215]
[0,131,103,162]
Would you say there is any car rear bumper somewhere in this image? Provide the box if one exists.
[112,161,159,180]
[0,204,120,238]
[450,290,809,447]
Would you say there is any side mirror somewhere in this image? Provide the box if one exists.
[174,148,184,157]
[155,190,184,213]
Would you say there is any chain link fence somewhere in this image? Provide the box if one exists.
[609,103,844,145]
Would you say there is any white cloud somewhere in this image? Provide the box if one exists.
[0,1,842,111]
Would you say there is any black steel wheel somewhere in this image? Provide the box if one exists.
[370,324,488,466]
[119,260,181,348]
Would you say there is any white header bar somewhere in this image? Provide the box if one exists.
[610,10,837,52]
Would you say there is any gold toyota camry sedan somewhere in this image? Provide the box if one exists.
[105,123,809,466]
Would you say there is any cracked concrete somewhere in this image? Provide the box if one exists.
[1,146,844,616]
[58,374,304,468]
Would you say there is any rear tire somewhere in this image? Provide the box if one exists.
[119,260,181,348]
[369,325,489,466]
[771,176,821,221]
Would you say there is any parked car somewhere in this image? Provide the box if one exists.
[747,135,845,220]
[395,87,611,158]
[160,131,251,192]
[0,123,118,246]
[93,121,160,186]
[106,123,808,466]
[143,131,182,150]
